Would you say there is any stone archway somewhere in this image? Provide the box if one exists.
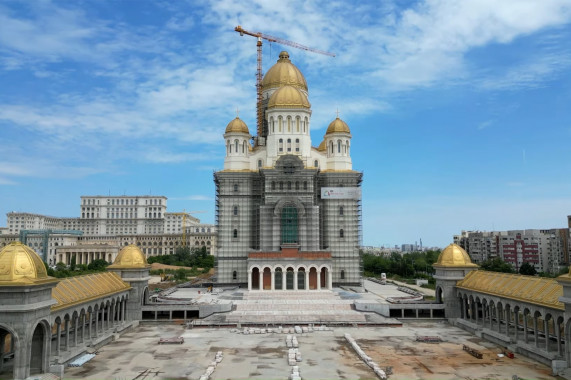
[274,268,283,290]
[30,323,47,375]
[309,267,318,290]
[320,267,327,289]
[0,325,16,379]
[298,268,306,290]
[286,267,294,290]
[263,267,271,290]
[251,268,260,290]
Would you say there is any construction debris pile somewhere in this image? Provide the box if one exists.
[345,333,387,379]
[229,325,331,335]
[198,351,223,380]
[286,335,302,379]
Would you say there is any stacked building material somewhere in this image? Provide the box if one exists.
[344,334,386,379]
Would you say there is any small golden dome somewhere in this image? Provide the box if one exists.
[262,51,308,91]
[267,85,310,109]
[325,117,351,135]
[108,245,150,269]
[225,117,250,134]
[317,140,326,151]
[435,243,478,267]
[0,242,57,285]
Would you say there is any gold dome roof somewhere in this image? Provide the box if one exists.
[317,140,326,151]
[108,244,150,269]
[225,117,250,134]
[262,51,308,92]
[0,242,57,285]
[325,117,351,135]
[267,85,311,109]
[434,243,478,267]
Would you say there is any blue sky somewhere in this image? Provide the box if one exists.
[1,0,571,248]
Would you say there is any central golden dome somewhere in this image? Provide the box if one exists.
[325,117,351,135]
[267,85,311,109]
[0,242,57,285]
[225,117,250,134]
[108,245,150,269]
[262,51,308,92]
[434,243,478,267]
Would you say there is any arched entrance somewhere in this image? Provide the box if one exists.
[30,323,46,375]
[0,326,15,379]
[309,267,317,290]
[275,268,283,290]
[435,286,443,303]
[286,267,294,290]
[251,268,260,290]
[263,267,271,290]
[298,268,306,290]
[320,267,328,289]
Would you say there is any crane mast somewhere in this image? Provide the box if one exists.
[234,26,335,143]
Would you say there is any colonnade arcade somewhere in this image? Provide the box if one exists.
[248,265,332,291]
[456,290,568,361]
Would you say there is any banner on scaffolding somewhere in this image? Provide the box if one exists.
[321,187,361,200]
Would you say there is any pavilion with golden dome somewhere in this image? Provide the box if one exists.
[215,51,361,289]
[0,242,150,379]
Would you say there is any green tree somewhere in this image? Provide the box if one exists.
[174,268,187,281]
[519,262,537,276]
[480,258,514,273]
[70,256,76,271]
[55,262,67,271]
[88,259,109,271]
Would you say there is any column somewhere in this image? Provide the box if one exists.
[430,309,433,318]
[557,320,563,356]
[327,270,333,290]
[305,271,309,291]
[123,300,127,322]
[258,271,263,291]
[0,332,4,373]
[73,316,78,346]
[294,271,298,291]
[533,316,539,347]
[489,306,493,330]
[95,309,99,336]
[523,314,528,343]
[317,271,321,290]
[545,318,550,351]
[463,298,467,320]
[247,271,252,291]
[514,310,519,341]
[271,271,275,291]
[282,272,286,291]
[497,308,502,333]
[56,322,61,356]
[475,302,479,324]
[505,307,510,337]
[64,319,69,352]
[88,313,92,340]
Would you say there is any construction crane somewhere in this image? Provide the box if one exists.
[170,210,206,247]
[234,25,335,142]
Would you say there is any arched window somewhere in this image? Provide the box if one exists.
[287,138,291,152]
[338,140,341,153]
[340,270,345,279]
[314,160,318,167]
[233,271,237,280]
[287,116,291,132]
[279,138,283,152]
[235,140,239,153]
[287,181,292,190]
[279,182,284,190]
[281,206,298,244]
[339,206,344,215]
[242,141,246,153]
[233,184,238,192]
[279,116,283,132]
[295,138,300,152]
[303,181,307,190]
[233,229,238,238]
[271,181,276,190]
[295,181,299,190]
[330,141,334,154]
[258,159,262,168]
[296,117,300,132]
[339,229,344,238]
[233,206,238,216]
[271,117,275,133]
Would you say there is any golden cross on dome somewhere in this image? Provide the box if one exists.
[336,108,340,118]
[236,108,240,117]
